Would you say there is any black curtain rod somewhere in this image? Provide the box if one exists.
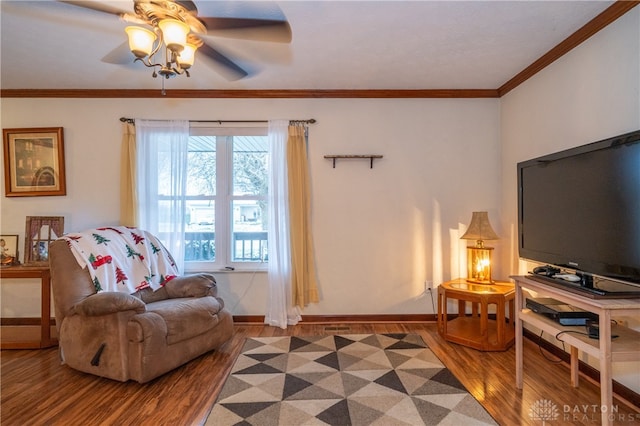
[120,117,316,125]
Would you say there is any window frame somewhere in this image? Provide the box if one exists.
[184,125,268,273]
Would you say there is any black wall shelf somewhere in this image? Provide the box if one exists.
[324,155,383,168]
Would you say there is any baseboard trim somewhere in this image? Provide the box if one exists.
[232,315,266,323]
[232,314,437,323]
[1,314,437,325]
[0,317,55,326]
[301,314,436,323]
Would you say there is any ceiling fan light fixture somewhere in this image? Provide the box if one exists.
[177,43,197,69]
[55,0,294,88]
[125,26,157,58]
[158,18,189,53]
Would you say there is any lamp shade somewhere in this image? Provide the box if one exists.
[158,19,189,53]
[177,43,197,68]
[125,26,156,58]
[460,211,499,247]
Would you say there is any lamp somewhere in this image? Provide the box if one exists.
[125,17,197,79]
[461,211,499,284]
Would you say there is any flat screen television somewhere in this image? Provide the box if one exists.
[517,129,640,298]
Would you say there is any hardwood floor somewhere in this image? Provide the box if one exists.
[2,322,638,425]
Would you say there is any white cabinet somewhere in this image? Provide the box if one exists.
[512,275,640,426]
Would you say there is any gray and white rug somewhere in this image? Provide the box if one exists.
[207,333,497,425]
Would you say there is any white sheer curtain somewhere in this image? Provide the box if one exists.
[135,119,190,273]
[265,119,301,329]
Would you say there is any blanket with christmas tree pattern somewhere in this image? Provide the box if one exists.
[61,226,179,294]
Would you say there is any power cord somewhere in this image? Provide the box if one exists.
[427,288,436,314]
[228,262,263,313]
[537,321,621,365]
[555,329,590,340]
[560,323,619,340]
[537,330,564,363]
[228,244,273,313]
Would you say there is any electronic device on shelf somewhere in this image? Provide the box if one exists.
[518,129,640,299]
[525,297,598,325]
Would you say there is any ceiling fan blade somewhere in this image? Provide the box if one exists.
[197,42,249,81]
[176,1,198,13]
[57,1,129,17]
[102,41,134,65]
[198,17,292,43]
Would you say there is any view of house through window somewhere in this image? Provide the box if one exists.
[181,128,268,268]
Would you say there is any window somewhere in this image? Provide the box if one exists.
[183,126,268,270]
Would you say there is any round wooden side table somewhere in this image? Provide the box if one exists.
[437,278,515,351]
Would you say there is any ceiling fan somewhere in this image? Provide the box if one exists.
[60,0,292,80]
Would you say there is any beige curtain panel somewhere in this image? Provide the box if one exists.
[287,124,320,307]
[120,122,138,227]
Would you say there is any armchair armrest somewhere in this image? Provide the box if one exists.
[164,273,217,298]
[72,292,146,317]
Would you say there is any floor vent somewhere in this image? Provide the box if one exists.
[324,326,351,332]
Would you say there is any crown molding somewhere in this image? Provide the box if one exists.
[0,89,499,99]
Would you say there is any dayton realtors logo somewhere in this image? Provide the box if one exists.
[529,399,559,424]
[529,399,640,423]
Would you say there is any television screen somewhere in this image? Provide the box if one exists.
[517,130,640,292]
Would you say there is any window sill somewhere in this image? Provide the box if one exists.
[184,266,268,274]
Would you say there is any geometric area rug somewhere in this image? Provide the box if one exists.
[206,334,497,425]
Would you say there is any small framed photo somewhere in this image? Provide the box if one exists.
[24,216,64,265]
[0,235,19,266]
[3,127,66,197]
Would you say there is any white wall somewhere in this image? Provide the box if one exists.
[500,7,640,394]
[1,97,501,317]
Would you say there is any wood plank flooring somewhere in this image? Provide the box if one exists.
[1,322,638,425]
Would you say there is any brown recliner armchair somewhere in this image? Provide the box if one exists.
[49,237,233,383]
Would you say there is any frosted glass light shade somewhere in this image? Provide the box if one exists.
[177,43,197,68]
[158,19,189,53]
[125,26,156,58]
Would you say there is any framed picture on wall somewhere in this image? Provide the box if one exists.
[2,127,66,197]
[24,216,64,265]
[0,234,19,266]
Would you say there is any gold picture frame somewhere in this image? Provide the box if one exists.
[0,234,19,266]
[24,216,64,265]
[3,127,66,197]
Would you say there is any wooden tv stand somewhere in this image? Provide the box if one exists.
[512,275,640,426]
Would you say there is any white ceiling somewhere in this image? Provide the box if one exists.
[0,0,616,91]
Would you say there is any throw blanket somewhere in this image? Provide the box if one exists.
[61,226,178,294]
